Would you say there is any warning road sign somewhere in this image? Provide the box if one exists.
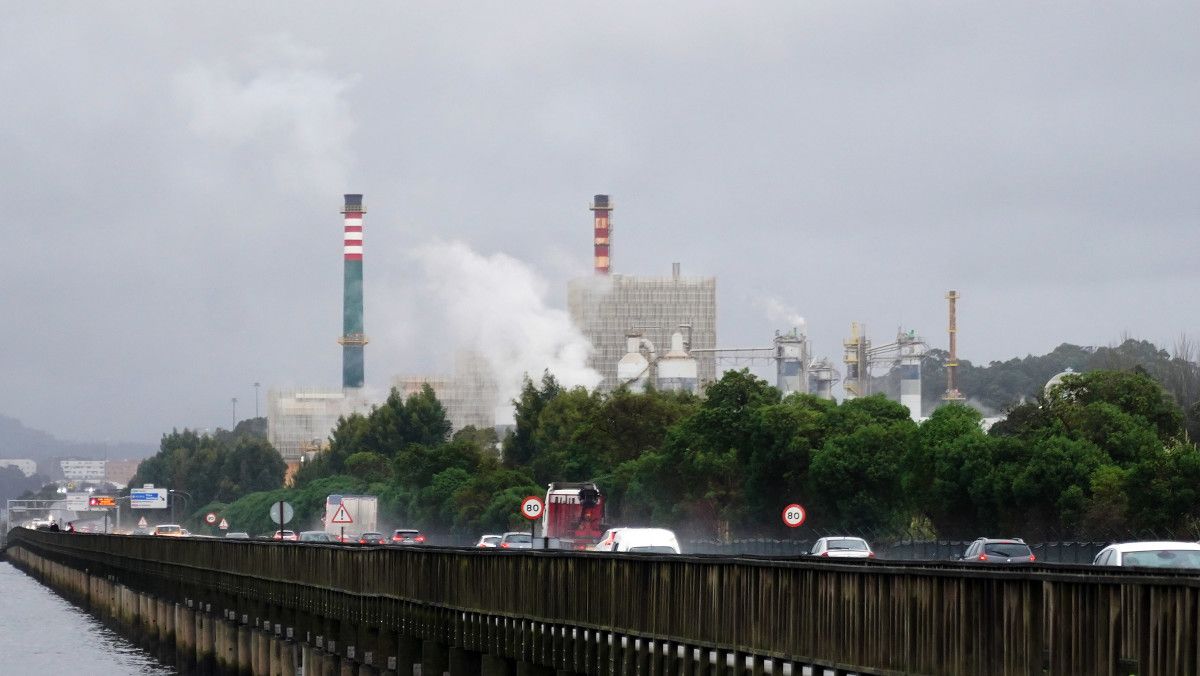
[137,516,148,528]
[218,518,229,530]
[330,503,354,524]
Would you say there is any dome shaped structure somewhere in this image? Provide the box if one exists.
[1044,368,1078,396]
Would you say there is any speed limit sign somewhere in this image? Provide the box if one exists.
[782,503,806,528]
[204,512,218,525]
[520,496,544,521]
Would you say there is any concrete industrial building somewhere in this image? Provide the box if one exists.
[395,352,502,433]
[569,268,717,391]
[568,194,716,392]
[267,388,374,462]
[59,459,106,481]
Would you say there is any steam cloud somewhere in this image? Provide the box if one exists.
[760,297,807,333]
[410,240,602,408]
[171,38,357,193]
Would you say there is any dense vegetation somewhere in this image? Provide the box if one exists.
[912,338,1200,439]
[127,417,285,522]
[199,365,1200,541]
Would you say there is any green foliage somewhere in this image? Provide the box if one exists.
[127,428,286,527]
[207,341,1200,543]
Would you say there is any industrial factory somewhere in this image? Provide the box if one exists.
[268,195,374,473]
[268,191,967,473]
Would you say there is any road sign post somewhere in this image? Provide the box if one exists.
[330,502,353,543]
[520,495,544,548]
[782,503,806,528]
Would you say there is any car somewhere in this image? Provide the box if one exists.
[359,532,387,545]
[498,532,533,549]
[225,532,250,539]
[391,529,426,545]
[153,524,186,537]
[130,527,153,536]
[959,538,1036,563]
[272,530,299,542]
[476,534,502,548]
[593,528,680,554]
[298,531,334,543]
[1092,542,1200,569]
[810,536,874,559]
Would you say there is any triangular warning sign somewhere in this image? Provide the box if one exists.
[137,516,148,528]
[330,504,354,524]
[218,518,229,530]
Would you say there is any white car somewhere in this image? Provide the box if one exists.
[810,536,875,559]
[1092,541,1200,569]
[475,534,501,548]
[593,528,680,554]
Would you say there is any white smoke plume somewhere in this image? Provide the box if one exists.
[760,297,807,333]
[410,240,602,406]
[171,37,357,193]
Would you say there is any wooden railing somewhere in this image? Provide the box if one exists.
[7,528,1200,675]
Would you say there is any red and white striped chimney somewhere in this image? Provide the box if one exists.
[590,194,612,275]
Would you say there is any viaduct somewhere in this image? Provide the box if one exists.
[4,529,1200,675]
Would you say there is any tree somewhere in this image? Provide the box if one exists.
[502,373,562,467]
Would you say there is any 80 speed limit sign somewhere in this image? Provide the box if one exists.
[520,496,544,520]
[782,503,806,528]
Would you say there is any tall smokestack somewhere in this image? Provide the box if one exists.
[338,194,367,389]
[943,290,965,402]
[590,194,612,275]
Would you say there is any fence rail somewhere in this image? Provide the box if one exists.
[685,538,1112,564]
[6,528,1200,675]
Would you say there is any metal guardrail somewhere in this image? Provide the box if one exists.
[7,528,1200,675]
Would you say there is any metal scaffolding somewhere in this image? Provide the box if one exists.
[568,268,717,392]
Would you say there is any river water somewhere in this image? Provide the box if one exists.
[0,562,173,675]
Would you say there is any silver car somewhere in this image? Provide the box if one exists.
[1093,541,1200,569]
[810,536,874,559]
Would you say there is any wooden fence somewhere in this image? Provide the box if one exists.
[6,528,1200,675]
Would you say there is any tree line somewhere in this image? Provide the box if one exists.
[192,365,1199,541]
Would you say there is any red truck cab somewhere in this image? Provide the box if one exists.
[542,482,605,549]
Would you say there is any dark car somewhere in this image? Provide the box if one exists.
[359,531,387,545]
[960,538,1036,563]
[391,529,426,545]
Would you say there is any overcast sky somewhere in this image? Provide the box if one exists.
[2,3,1198,443]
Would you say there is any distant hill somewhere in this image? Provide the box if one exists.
[870,338,1200,437]
[0,414,158,475]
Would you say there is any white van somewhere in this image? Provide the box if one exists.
[594,528,680,554]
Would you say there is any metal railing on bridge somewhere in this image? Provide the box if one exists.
[6,528,1200,675]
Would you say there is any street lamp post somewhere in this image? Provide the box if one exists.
[231,398,238,430]
[254,382,261,418]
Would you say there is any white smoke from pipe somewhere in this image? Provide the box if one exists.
[171,37,357,193]
[409,240,602,409]
[760,297,807,333]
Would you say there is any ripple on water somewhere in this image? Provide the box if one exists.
[0,562,174,675]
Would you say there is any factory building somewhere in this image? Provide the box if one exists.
[267,194,374,476]
[395,352,502,434]
[568,194,716,392]
[569,267,716,391]
[267,388,374,462]
[59,459,106,482]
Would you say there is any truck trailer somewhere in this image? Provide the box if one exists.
[324,494,378,542]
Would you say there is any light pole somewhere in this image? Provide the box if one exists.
[254,382,261,418]
[231,397,238,429]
